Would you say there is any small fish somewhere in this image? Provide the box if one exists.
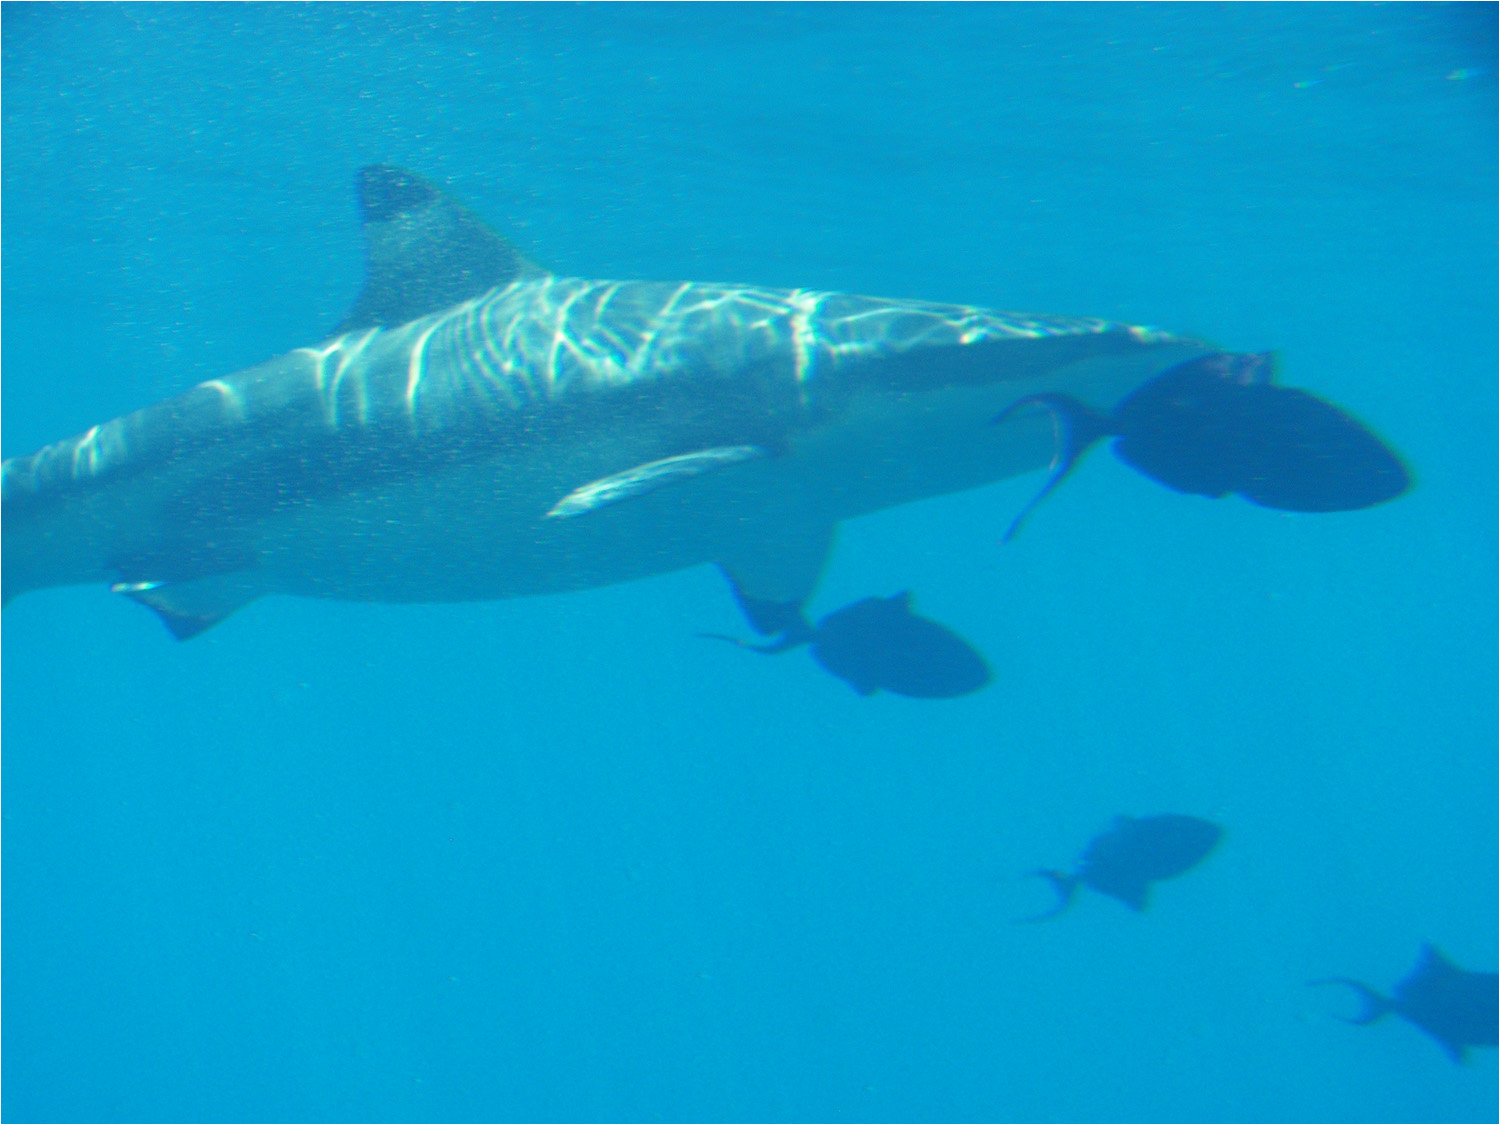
[705,591,991,699]
[806,593,992,698]
[1313,944,1499,1064]
[1021,814,1223,921]
[995,351,1410,540]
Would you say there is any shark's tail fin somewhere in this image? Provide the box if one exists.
[1310,978,1393,1025]
[1016,869,1081,923]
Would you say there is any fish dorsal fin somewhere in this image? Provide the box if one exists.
[333,165,547,334]
[1417,943,1455,975]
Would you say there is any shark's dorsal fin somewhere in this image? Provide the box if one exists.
[332,165,547,335]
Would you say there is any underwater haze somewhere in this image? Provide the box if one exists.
[3,3,1495,1122]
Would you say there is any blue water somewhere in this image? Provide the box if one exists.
[3,4,1495,1122]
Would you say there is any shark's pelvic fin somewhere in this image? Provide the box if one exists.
[111,574,263,641]
[332,164,549,335]
[545,446,767,520]
[717,521,835,614]
[705,519,834,648]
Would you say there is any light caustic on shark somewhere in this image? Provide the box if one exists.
[0,166,1410,697]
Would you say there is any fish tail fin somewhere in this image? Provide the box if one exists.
[698,631,811,656]
[702,578,819,654]
[1016,869,1080,923]
[993,394,1111,542]
[1309,978,1392,1025]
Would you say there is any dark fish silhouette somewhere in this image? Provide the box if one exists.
[996,351,1411,540]
[1022,814,1223,920]
[706,589,991,699]
[1313,944,1499,1064]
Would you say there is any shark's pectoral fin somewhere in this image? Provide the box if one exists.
[332,165,549,335]
[111,574,263,641]
[546,446,768,519]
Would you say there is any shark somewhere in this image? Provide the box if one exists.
[3,165,1215,647]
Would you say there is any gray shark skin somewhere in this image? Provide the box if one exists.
[2,166,1212,640]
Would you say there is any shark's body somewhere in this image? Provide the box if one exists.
[2,166,1210,639]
